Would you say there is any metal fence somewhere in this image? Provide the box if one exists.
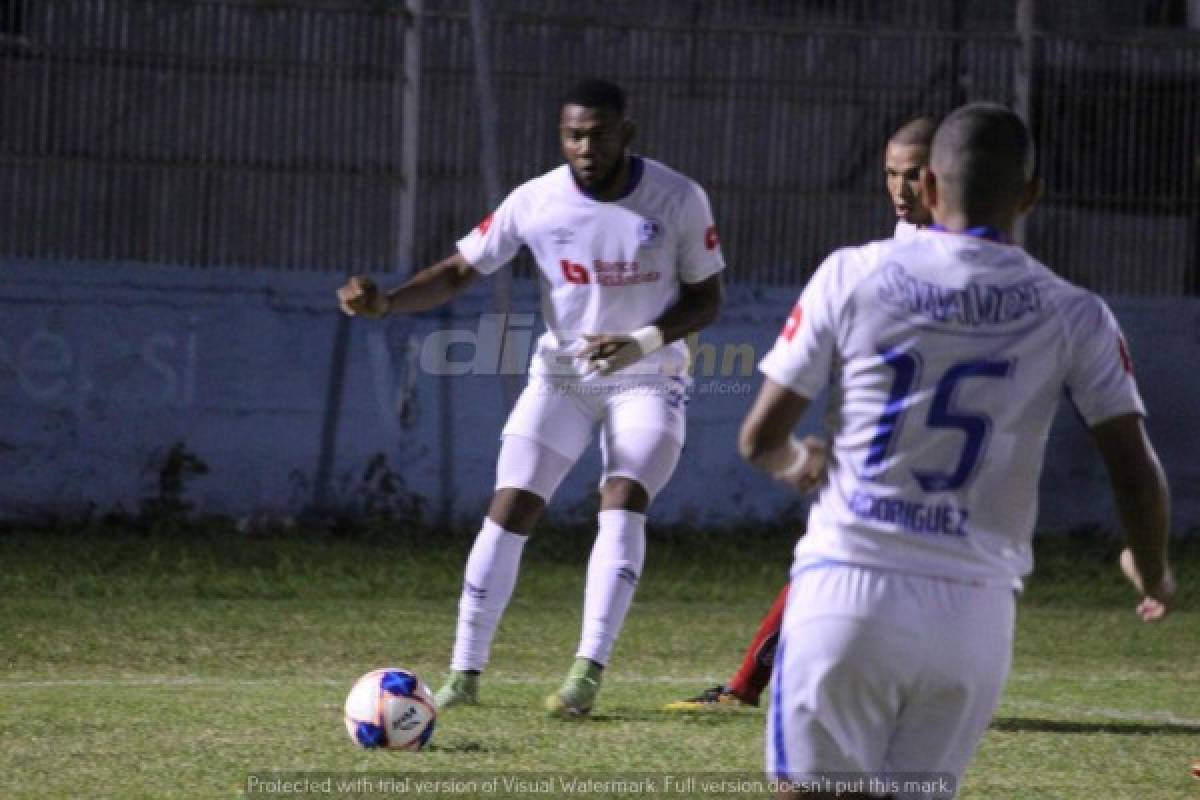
[2,0,1199,293]
[1,0,419,271]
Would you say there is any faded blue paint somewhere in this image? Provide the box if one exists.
[1,260,1196,534]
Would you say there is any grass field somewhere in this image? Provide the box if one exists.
[1,522,1196,799]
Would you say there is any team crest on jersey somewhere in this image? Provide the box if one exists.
[550,227,575,245]
[637,217,664,248]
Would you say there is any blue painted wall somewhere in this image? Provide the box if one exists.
[1,261,1196,534]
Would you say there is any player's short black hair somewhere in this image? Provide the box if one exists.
[562,78,627,117]
[889,116,937,149]
[932,103,1036,218]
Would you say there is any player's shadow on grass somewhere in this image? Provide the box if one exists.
[578,710,753,725]
[426,741,493,753]
[991,716,1200,736]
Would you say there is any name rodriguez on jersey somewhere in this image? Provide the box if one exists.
[848,490,969,538]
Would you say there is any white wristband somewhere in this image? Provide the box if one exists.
[630,325,664,355]
[772,436,811,483]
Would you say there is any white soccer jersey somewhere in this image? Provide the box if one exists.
[893,219,922,240]
[760,229,1145,587]
[456,157,725,379]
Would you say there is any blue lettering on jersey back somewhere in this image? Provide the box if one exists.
[849,490,970,537]
[878,263,1041,326]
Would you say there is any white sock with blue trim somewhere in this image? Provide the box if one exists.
[450,519,527,672]
[577,509,646,666]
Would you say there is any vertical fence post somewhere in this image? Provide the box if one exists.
[315,3,423,516]
[468,0,519,410]
[397,0,422,275]
[1190,3,1200,293]
[1013,0,1036,247]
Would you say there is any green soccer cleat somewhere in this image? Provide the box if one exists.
[662,685,753,711]
[433,670,479,710]
[544,658,603,718]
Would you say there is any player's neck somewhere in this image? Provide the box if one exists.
[931,211,1015,242]
[577,155,639,202]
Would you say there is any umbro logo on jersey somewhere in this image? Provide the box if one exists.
[550,227,575,245]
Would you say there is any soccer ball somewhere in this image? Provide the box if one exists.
[343,668,437,750]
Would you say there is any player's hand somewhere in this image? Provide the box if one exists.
[1119,548,1176,622]
[777,435,828,494]
[578,329,661,376]
[337,275,389,319]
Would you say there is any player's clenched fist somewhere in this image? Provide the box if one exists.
[1119,548,1176,622]
[337,275,389,319]
[780,435,828,494]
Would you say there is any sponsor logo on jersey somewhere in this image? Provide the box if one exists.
[704,225,720,251]
[637,217,663,247]
[877,262,1041,327]
[593,260,661,287]
[1117,334,1134,374]
[560,259,590,284]
[477,213,494,235]
[556,259,664,286]
[782,301,804,342]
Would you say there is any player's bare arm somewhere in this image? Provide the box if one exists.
[1090,412,1175,621]
[338,252,480,319]
[739,378,826,493]
[580,274,723,375]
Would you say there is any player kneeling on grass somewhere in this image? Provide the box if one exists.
[337,78,724,718]
[740,103,1175,799]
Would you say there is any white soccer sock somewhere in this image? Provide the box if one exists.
[577,509,647,667]
[450,519,528,672]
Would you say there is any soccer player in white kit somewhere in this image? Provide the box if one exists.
[667,116,937,712]
[742,104,1175,799]
[337,79,725,717]
[885,117,936,240]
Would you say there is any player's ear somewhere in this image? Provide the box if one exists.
[1018,177,1043,216]
[921,168,940,214]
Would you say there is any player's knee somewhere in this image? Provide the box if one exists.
[599,477,649,512]
[487,488,545,534]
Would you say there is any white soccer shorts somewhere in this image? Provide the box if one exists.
[766,561,1014,800]
[495,374,689,503]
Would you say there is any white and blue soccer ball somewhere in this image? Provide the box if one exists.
[343,668,437,750]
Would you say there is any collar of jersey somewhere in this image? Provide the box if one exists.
[928,223,1010,243]
[573,155,644,201]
